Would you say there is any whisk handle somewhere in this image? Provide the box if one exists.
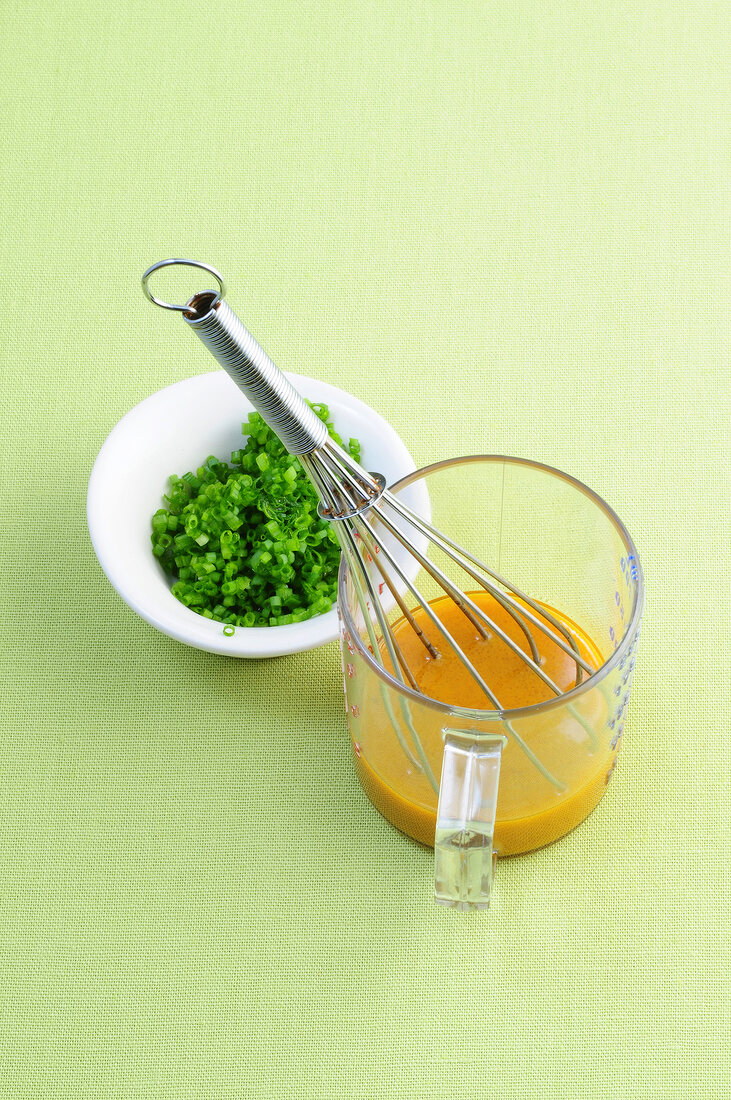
[185,298,328,455]
[141,259,328,455]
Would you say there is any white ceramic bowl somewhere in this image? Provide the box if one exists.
[87,371,424,657]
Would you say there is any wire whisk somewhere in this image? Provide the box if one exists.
[142,259,597,792]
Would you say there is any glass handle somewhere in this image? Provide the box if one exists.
[434,731,504,911]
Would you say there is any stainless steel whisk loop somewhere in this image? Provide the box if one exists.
[142,260,595,789]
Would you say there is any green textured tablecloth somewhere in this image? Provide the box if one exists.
[2,1,729,1096]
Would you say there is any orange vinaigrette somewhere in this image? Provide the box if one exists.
[350,591,614,855]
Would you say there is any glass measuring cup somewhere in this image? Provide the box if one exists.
[337,456,644,910]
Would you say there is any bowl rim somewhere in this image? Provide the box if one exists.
[87,370,423,658]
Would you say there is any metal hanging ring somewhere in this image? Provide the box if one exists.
[141,259,226,312]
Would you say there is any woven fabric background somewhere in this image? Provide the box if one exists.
[2,1,729,1096]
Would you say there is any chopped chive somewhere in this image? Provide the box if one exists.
[150,402,356,627]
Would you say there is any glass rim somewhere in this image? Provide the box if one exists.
[336,453,644,723]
